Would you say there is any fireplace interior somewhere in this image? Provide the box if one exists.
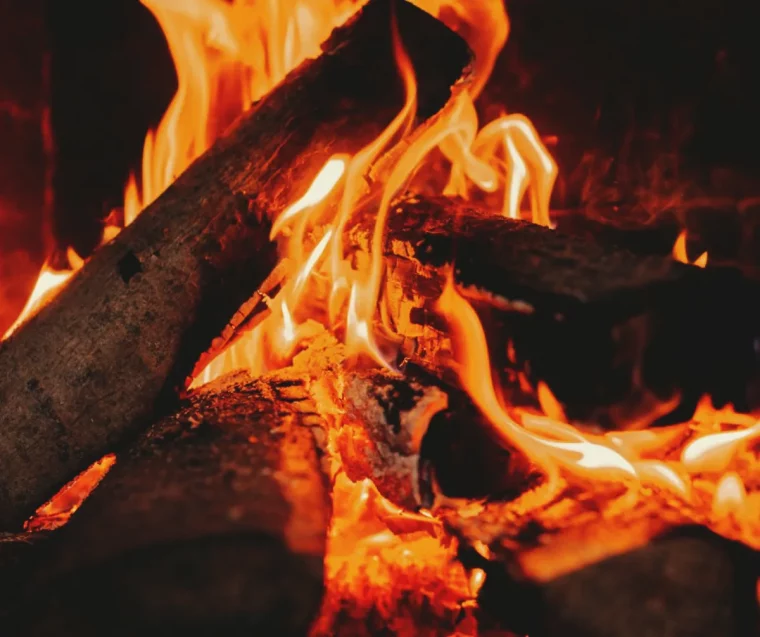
[1,1,759,635]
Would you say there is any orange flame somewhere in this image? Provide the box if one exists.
[2,248,84,340]
[125,0,361,223]
[5,2,758,622]
[673,229,708,267]
[433,275,760,537]
[180,4,760,549]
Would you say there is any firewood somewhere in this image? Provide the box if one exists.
[287,334,536,510]
[552,205,681,258]
[455,517,759,637]
[349,194,760,429]
[3,372,330,636]
[0,0,472,530]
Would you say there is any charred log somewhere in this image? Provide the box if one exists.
[445,474,760,637]
[353,194,760,429]
[458,521,759,637]
[554,201,753,273]
[0,0,472,530]
[3,372,330,637]
[287,335,536,510]
[552,205,682,258]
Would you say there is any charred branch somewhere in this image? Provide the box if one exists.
[3,372,330,637]
[0,0,472,530]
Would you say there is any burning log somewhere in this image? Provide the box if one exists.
[452,502,759,637]
[3,372,330,636]
[287,333,536,510]
[352,194,760,428]
[0,0,472,530]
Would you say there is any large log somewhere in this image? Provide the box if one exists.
[0,0,472,529]
[349,194,760,429]
[450,494,759,637]
[3,372,330,636]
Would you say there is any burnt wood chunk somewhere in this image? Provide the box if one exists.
[469,525,759,637]
[3,373,330,637]
[363,194,760,429]
[0,0,472,529]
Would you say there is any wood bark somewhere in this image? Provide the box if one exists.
[3,372,330,636]
[348,194,760,429]
[0,0,472,530]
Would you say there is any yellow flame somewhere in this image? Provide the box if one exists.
[712,472,747,520]
[681,422,760,474]
[271,157,348,240]
[2,247,84,340]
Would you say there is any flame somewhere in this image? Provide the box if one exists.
[166,0,760,557]
[435,275,638,487]
[672,229,708,267]
[125,0,361,223]
[432,274,760,536]
[2,248,84,340]
[194,0,559,383]
[712,472,747,521]
[4,0,759,629]
[25,454,116,532]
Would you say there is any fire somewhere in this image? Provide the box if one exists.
[1,247,83,340]
[194,0,558,384]
[26,454,116,532]
[3,0,362,343]
[672,229,708,267]
[125,0,362,223]
[3,0,760,631]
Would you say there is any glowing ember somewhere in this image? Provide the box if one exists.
[25,454,116,532]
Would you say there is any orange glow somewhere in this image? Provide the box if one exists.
[2,248,84,340]
[25,454,116,532]
[712,472,747,520]
[4,0,759,630]
[315,473,477,633]
[673,229,708,267]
